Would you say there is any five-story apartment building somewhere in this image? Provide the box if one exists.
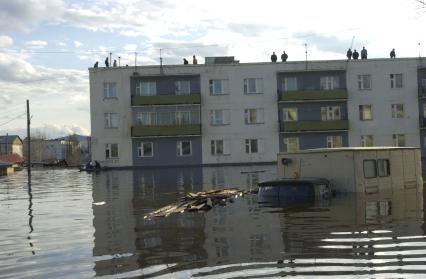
[89,57,426,167]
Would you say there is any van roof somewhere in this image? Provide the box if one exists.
[258,177,330,186]
[279,147,419,155]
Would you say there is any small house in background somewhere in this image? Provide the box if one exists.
[0,154,25,171]
[0,161,13,176]
[0,135,23,157]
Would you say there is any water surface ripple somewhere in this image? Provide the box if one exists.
[0,167,425,278]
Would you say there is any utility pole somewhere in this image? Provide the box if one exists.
[26,99,31,176]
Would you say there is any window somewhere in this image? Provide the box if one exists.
[422,78,426,89]
[423,103,426,117]
[244,108,264,124]
[327,136,342,148]
[176,111,190,124]
[138,142,153,157]
[177,140,192,156]
[283,108,298,121]
[245,139,262,153]
[377,159,390,177]
[359,105,373,120]
[137,112,155,125]
[364,159,391,179]
[103,82,117,98]
[136,81,156,96]
[358,74,371,90]
[361,135,374,147]
[393,134,405,147]
[209,79,228,95]
[321,106,341,121]
[210,109,230,125]
[243,78,263,94]
[175,80,191,95]
[105,143,119,159]
[391,104,404,118]
[281,77,297,91]
[104,113,118,128]
[211,139,230,155]
[363,159,377,178]
[320,76,339,90]
[390,74,403,89]
[284,137,299,152]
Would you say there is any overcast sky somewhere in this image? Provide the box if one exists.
[0,0,425,138]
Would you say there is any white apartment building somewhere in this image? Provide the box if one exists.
[89,57,426,167]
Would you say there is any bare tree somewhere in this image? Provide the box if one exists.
[65,134,82,166]
[23,131,48,163]
[415,0,426,9]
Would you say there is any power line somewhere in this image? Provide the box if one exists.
[0,109,26,120]
[0,112,26,127]
[0,28,362,56]
[0,76,69,85]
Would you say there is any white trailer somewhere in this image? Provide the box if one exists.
[277,147,423,193]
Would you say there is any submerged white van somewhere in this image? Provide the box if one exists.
[277,147,423,193]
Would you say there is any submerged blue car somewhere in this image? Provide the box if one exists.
[258,178,332,205]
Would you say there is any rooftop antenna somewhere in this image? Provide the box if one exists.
[304,43,308,70]
[133,52,138,75]
[419,42,422,58]
[346,36,355,68]
[160,48,164,74]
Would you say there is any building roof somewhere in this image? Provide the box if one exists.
[0,135,22,145]
[0,154,25,164]
[89,57,426,71]
[0,160,12,167]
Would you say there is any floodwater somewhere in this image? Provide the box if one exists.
[0,166,425,278]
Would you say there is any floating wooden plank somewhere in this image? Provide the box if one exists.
[144,188,252,219]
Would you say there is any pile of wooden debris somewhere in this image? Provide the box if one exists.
[144,188,254,219]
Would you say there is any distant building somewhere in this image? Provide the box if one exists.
[0,135,23,157]
[0,161,13,176]
[88,56,426,167]
[23,134,91,164]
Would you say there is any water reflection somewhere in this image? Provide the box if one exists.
[26,173,35,255]
[0,166,424,278]
[90,166,425,278]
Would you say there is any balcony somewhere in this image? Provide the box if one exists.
[280,89,348,102]
[132,94,201,106]
[131,124,201,137]
[280,120,349,133]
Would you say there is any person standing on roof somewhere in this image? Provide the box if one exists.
[183,58,189,64]
[281,51,288,62]
[105,57,109,67]
[192,55,198,64]
[346,48,352,60]
[361,46,367,59]
[352,49,359,60]
[271,52,277,62]
[390,48,396,59]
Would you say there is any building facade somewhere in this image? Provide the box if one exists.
[89,57,426,167]
[0,135,23,157]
